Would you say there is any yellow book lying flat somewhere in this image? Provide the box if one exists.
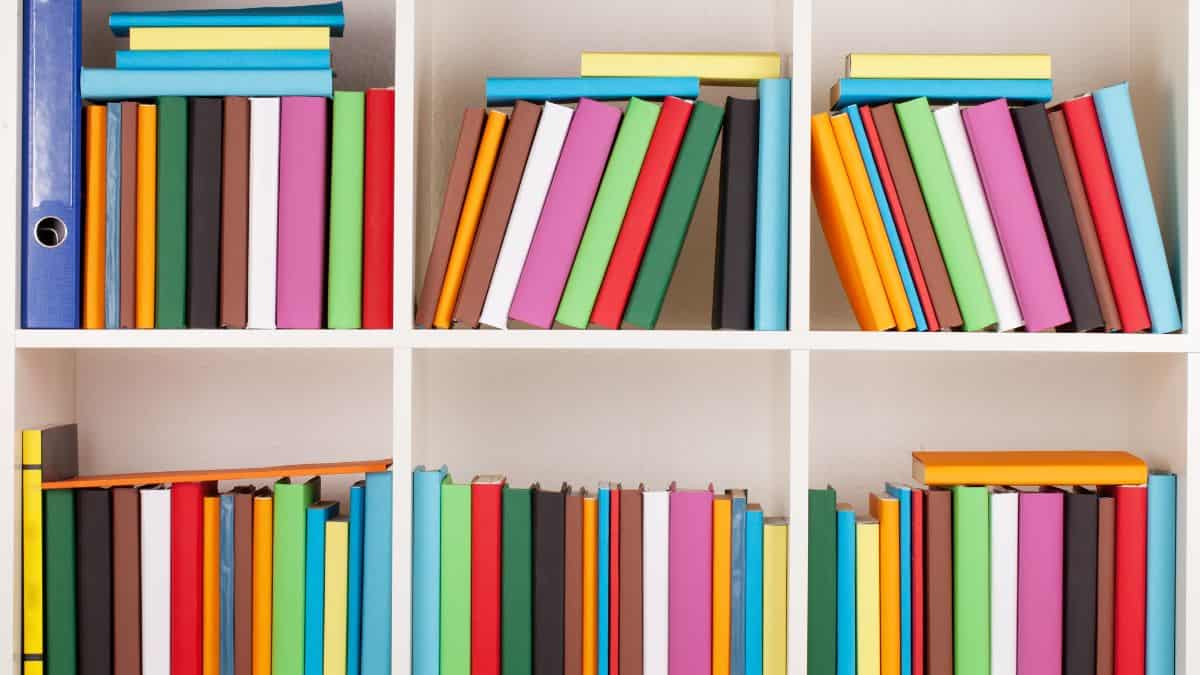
[763,518,789,675]
[580,51,781,86]
[324,518,349,675]
[870,493,900,675]
[129,26,330,51]
[712,496,732,674]
[22,431,45,675]
[846,53,1051,79]
[582,495,597,675]
[253,490,273,675]
[912,450,1148,486]
[203,496,221,675]
[856,518,881,675]
[136,104,157,329]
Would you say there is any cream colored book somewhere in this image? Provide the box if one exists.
[763,518,789,675]
[324,518,350,675]
[129,26,330,51]
[856,518,881,675]
[846,53,1051,79]
[580,51,781,86]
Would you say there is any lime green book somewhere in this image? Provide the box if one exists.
[895,97,997,330]
[45,489,77,675]
[502,486,533,674]
[272,477,320,675]
[327,91,366,329]
[951,486,989,675]
[555,98,660,328]
[441,478,471,675]
[155,96,188,328]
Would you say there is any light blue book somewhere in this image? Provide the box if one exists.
[1146,472,1176,675]
[832,78,1052,108]
[756,78,790,331]
[362,471,394,675]
[846,104,927,331]
[347,480,367,675]
[104,103,121,329]
[219,494,236,675]
[117,49,331,70]
[411,470,444,675]
[1093,82,1182,333]
[886,484,913,675]
[729,491,748,675]
[485,77,699,106]
[81,68,333,100]
[305,501,339,675]
[745,506,764,675]
[836,504,856,675]
[109,1,345,36]
[598,485,611,675]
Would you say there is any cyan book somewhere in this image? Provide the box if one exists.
[304,502,339,675]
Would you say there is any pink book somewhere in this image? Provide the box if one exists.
[668,485,713,675]
[508,98,621,328]
[961,99,1070,331]
[276,96,329,328]
[1017,490,1064,675]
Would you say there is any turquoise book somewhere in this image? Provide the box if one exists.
[755,78,790,330]
[347,481,367,675]
[745,507,764,675]
[411,468,446,675]
[598,485,611,675]
[108,1,346,35]
[116,49,331,70]
[729,492,748,675]
[305,502,339,675]
[832,78,1052,107]
[886,483,913,675]
[219,494,236,675]
[1146,472,1177,675]
[362,471,394,675]
[836,504,856,675]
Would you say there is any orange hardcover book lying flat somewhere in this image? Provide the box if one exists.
[42,459,392,490]
[913,451,1147,486]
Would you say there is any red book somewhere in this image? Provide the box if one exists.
[861,106,939,330]
[590,96,692,329]
[1059,97,1150,333]
[171,481,217,675]
[911,488,925,675]
[609,487,620,674]
[471,477,504,675]
[1112,485,1147,675]
[362,88,395,329]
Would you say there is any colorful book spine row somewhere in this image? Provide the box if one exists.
[412,468,790,674]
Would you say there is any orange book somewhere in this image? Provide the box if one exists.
[712,495,732,674]
[582,494,598,675]
[831,112,915,331]
[136,104,157,329]
[252,489,273,675]
[870,492,900,675]
[811,113,894,330]
[202,495,221,675]
[913,450,1148,486]
[433,110,508,328]
[84,105,107,329]
[42,459,392,490]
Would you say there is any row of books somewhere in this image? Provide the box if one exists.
[807,451,1176,675]
[20,425,395,675]
[412,468,789,674]
[830,52,1054,108]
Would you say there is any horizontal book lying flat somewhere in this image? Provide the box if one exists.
[845,53,1051,80]
[116,49,331,70]
[912,450,1147,487]
[485,77,699,106]
[42,459,393,489]
[128,26,331,51]
[580,51,781,86]
[109,1,346,37]
[81,69,333,100]
[831,79,1052,108]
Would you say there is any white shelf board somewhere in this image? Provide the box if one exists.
[13,329,398,350]
[408,328,795,350]
[808,330,1194,353]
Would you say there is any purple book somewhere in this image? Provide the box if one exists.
[276,96,329,328]
[961,99,1070,331]
[668,486,713,675]
[508,98,621,328]
[1017,490,1064,675]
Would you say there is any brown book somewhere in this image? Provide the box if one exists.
[564,488,583,675]
[231,486,254,675]
[112,487,141,675]
[1096,495,1115,675]
[619,487,643,675]
[871,104,963,329]
[220,96,251,329]
[119,102,138,328]
[1047,109,1122,332]
[924,488,953,675]
[452,101,542,328]
[416,108,486,328]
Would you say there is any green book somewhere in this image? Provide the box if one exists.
[45,489,77,675]
[441,478,471,675]
[327,91,367,329]
[555,97,660,328]
[951,486,990,675]
[155,96,188,328]
[623,100,724,328]
[272,476,320,675]
[808,487,837,675]
[894,97,997,331]
[501,486,533,675]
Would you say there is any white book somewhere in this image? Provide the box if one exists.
[141,487,172,675]
[642,489,670,675]
[247,97,281,330]
[990,490,1018,675]
[478,102,574,329]
[933,104,1024,331]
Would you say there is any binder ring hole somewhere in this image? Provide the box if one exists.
[34,217,67,248]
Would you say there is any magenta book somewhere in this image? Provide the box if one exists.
[276,96,329,328]
[1017,490,1064,675]
[668,486,713,675]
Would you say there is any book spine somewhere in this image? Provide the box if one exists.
[112,488,142,675]
[46,489,78,675]
[205,496,221,675]
[326,91,367,329]
[413,472,444,675]
[83,105,106,329]
[889,488,913,675]
[713,498,732,673]
[668,491,713,674]
[173,482,216,675]
[1097,496,1116,675]
[1017,492,1064,675]
[583,496,597,675]
[619,489,642,675]
[763,520,788,674]
[598,488,611,675]
[809,489,838,674]
[323,519,350,675]
[1063,492,1099,675]
[252,494,273,675]
[134,103,157,328]
[832,78,1052,107]
[361,472,393,675]
[441,482,471,675]
[276,96,329,329]
[220,97,250,329]
[233,493,253,675]
[472,482,503,673]
[272,479,318,675]
[119,101,138,328]
[610,492,621,675]
[745,509,764,675]
[186,98,223,329]
[1114,485,1148,675]
[81,68,333,100]
[76,489,113,675]
[713,97,759,330]
[580,52,781,85]
[642,491,670,675]
[247,97,280,329]
[855,520,880,675]
[1146,474,1177,675]
[127,26,331,51]
[305,503,338,675]
[361,89,396,329]
[141,488,170,675]
[20,432,44,674]
[346,484,365,675]
[951,487,989,675]
[871,494,900,675]
[730,497,747,675]
[755,78,790,330]
[565,494,583,675]
[990,492,1018,675]
[502,488,534,675]
[109,7,346,36]
[105,103,121,329]
[155,96,188,328]
[534,490,566,675]
[910,490,924,675]
[923,490,953,675]
[836,507,856,675]
[485,77,700,106]
[846,53,1052,79]
[116,49,332,69]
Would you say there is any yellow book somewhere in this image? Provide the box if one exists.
[129,26,330,51]
[22,431,44,675]
[763,518,789,675]
[712,496,732,674]
[811,113,895,330]
[870,493,900,675]
[582,495,597,675]
[856,519,880,675]
[253,490,273,675]
[846,53,1051,80]
[203,495,221,675]
[136,104,157,329]
[831,112,915,331]
[434,110,507,328]
[84,105,106,330]
[324,518,349,675]
[580,51,781,86]
[912,450,1148,486]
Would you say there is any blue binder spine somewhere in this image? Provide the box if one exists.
[755,78,790,331]
[304,502,339,675]
[836,505,857,675]
[886,484,913,675]
[410,469,444,675]
[105,103,121,329]
[1146,472,1177,675]
[362,471,394,675]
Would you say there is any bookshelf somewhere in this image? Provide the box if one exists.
[0,1,1195,675]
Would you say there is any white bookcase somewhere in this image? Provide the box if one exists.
[1,0,1196,673]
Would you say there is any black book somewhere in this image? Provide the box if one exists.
[532,484,566,675]
[713,97,758,330]
[187,97,224,329]
[1063,488,1099,675]
[1012,104,1104,331]
[76,488,112,675]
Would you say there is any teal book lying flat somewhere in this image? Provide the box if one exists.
[109,1,345,36]
[486,77,699,106]
[832,78,1052,108]
[116,50,331,70]
[81,69,333,100]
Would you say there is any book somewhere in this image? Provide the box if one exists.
[440,478,471,675]
[1146,474,1176,675]
[83,105,106,329]
[135,104,157,328]
[119,101,137,328]
[46,489,78,675]
[871,493,900,675]
[599,487,612,675]
[276,97,329,328]
[836,505,856,675]
[755,78,791,330]
[105,103,120,329]
[610,492,620,675]
[856,518,880,675]
[323,518,349,675]
[952,486,990,675]
[643,489,670,675]
[763,519,788,675]
[924,489,952,675]
[503,486,534,674]
[910,489,924,675]
[990,490,1018,675]
[205,496,221,675]
[45,459,393,490]
[670,488,713,674]
[116,49,331,70]
[305,502,339,675]
[112,488,141,675]
[174,483,218,675]
[745,505,764,675]
[327,91,367,329]
[248,100,280,325]
[472,477,504,673]
[361,471,392,675]
[580,51,781,85]
[346,482,366,675]
[127,26,331,50]
[220,96,250,329]
[729,491,748,675]
[832,78,1052,107]
[486,77,700,106]
[1097,495,1115,675]
[230,488,253,675]
[413,468,447,675]
[885,485,912,675]
[845,53,1052,79]
[1017,491,1064,675]
[1063,490,1099,675]
[141,487,170,675]
[187,97,223,329]
[76,489,112,675]
[154,96,188,328]
[713,495,732,674]
[81,69,333,100]
[273,477,320,675]
[713,97,758,330]
[912,450,1148,486]
[253,489,273,675]
[361,89,396,329]
[565,490,583,675]
[809,488,837,675]
[619,488,643,675]
[109,2,346,35]
[534,486,566,675]
[583,494,597,675]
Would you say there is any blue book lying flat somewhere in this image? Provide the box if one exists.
[109,1,345,37]
[831,78,1052,108]
[117,49,331,71]
[485,77,699,106]
[81,68,332,100]
[836,504,856,675]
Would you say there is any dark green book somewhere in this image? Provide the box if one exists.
[808,487,837,675]
[623,100,724,328]
[45,489,77,675]
[502,486,533,675]
[156,96,188,329]
[951,486,990,675]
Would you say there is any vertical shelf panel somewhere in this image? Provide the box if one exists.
[789,349,809,675]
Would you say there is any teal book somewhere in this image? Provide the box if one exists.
[305,501,339,675]
[109,2,346,36]
[755,78,791,330]
[808,488,837,675]
[362,471,393,675]
[327,91,367,328]
[745,505,764,675]
[886,484,913,675]
[347,481,367,675]
[951,486,990,675]
[412,468,447,675]
[45,489,78,675]
[1146,472,1176,675]
[155,96,188,328]
[598,485,611,674]
[272,477,320,675]
[836,504,856,675]
[116,49,332,70]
